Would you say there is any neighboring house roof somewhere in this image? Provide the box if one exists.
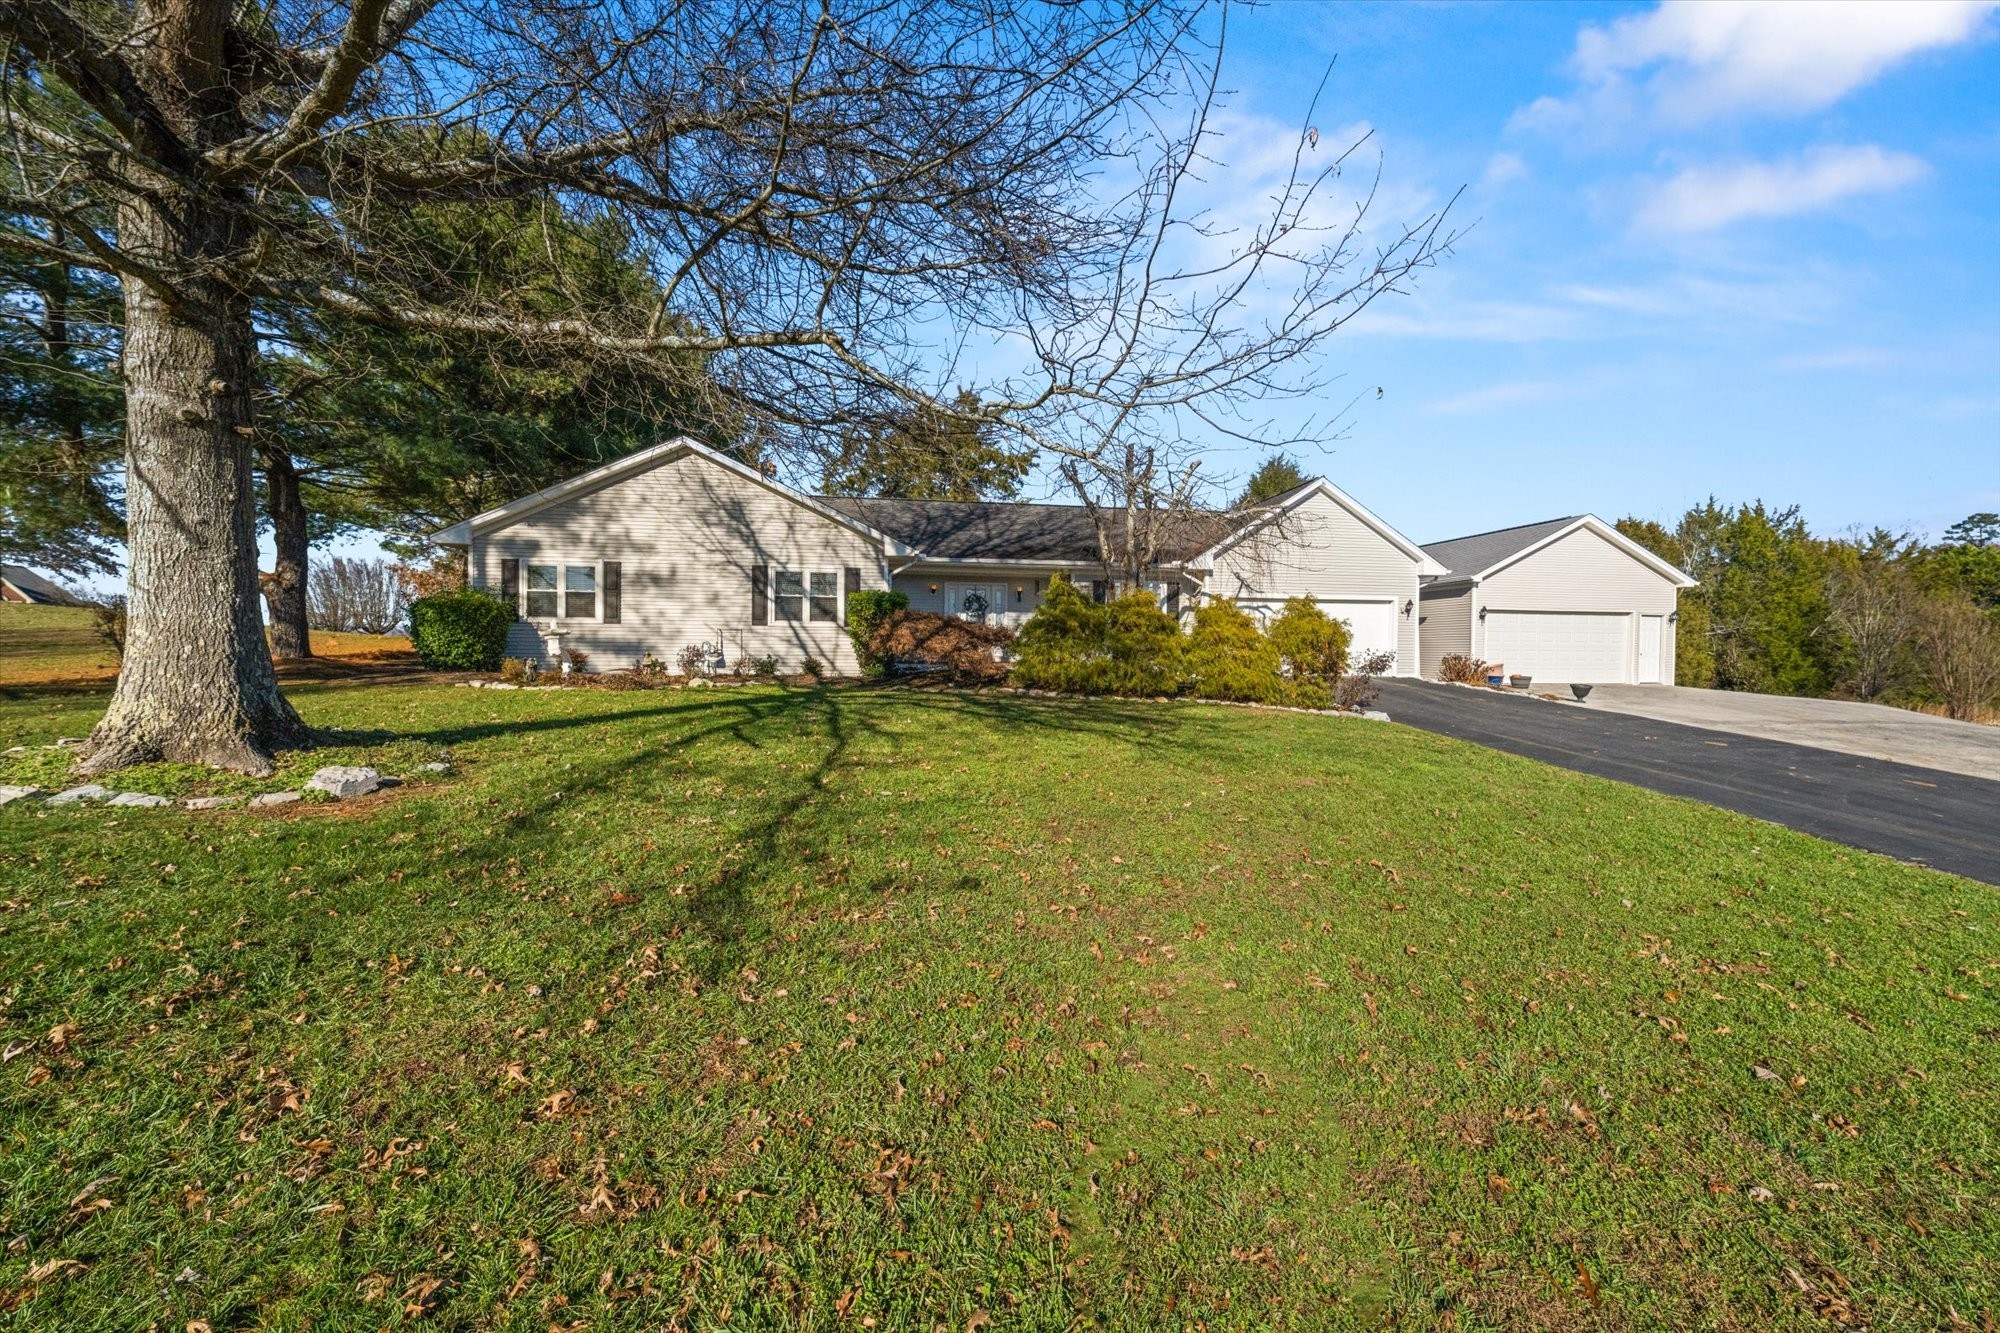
[817,495,1237,565]
[1421,515,1696,588]
[431,436,915,555]
[0,564,90,606]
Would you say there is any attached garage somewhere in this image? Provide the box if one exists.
[1417,515,1695,685]
[1482,610,1631,683]
[1241,597,1399,668]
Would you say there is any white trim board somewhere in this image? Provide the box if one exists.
[433,436,918,556]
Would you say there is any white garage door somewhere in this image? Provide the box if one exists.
[1483,611,1631,683]
[1242,598,1399,673]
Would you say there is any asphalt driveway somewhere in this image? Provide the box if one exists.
[1373,678,2000,886]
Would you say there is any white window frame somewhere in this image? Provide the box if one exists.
[516,557,604,624]
[771,568,843,625]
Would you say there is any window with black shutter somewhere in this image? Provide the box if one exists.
[750,564,768,625]
[1091,580,1108,604]
[602,561,622,624]
[1165,584,1181,615]
[844,567,861,618]
[500,558,520,619]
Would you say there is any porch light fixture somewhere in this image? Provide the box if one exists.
[1668,611,1678,624]
[928,582,939,593]
[1478,607,1488,621]
[1401,599,1414,616]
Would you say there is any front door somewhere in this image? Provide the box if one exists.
[1637,614,1664,684]
[945,583,1007,625]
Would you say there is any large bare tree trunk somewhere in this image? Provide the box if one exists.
[261,447,314,661]
[79,0,305,774]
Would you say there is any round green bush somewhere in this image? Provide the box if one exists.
[845,588,911,677]
[408,587,514,670]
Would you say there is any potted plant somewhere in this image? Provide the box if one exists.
[1509,673,1532,690]
[1571,683,1593,700]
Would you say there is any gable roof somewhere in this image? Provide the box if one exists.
[1420,516,1581,582]
[431,436,914,554]
[0,564,90,606]
[817,495,1237,564]
[1194,478,1449,576]
[1421,515,1697,587]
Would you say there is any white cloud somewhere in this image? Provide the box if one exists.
[1634,145,1928,232]
[1479,152,1528,191]
[1527,0,1996,127]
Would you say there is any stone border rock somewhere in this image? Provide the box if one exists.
[4,760,452,815]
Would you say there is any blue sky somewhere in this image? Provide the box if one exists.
[1194,0,1999,544]
[223,1,1999,598]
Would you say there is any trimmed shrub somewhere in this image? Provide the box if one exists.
[1267,598,1350,683]
[408,587,513,670]
[1101,589,1187,695]
[1186,600,1292,704]
[1012,575,1110,691]
[869,610,1014,681]
[846,588,910,677]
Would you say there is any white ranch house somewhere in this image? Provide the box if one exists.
[435,437,1693,683]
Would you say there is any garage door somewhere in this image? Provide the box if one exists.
[1483,611,1631,683]
[1241,598,1399,673]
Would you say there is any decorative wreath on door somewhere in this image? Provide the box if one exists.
[960,591,990,620]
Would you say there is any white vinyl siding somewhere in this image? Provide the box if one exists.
[471,450,884,674]
[1418,584,1474,678]
[1205,491,1422,676]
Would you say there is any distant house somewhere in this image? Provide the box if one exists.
[1417,516,1697,685]
[0,564,91,607]
[434,436,1445,675]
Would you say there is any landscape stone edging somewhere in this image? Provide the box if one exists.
[5,760,449,814]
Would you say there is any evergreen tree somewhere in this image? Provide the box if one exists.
[0,235,124,577]
[820,390,1032,500]
[1235,454,1310,507]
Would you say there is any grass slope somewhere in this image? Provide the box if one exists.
[0,604,118,685]
[0,683,1993,1330]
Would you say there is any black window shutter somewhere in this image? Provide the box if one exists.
[1091,580,1108,604]
[602,561,622,624]
[844,566,861,597]
[1165,584,1181,614]
[750,564,768,625]
[500,558,520,620]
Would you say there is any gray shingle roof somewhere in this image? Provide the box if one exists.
[1419,516,1581,582]
[816,495,1243,564]
[0,564,90,606]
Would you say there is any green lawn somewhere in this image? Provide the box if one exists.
[1,682,1993,1329]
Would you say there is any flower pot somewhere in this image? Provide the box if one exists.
[1509,674,1532,690]
[1570,683,1593,701]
